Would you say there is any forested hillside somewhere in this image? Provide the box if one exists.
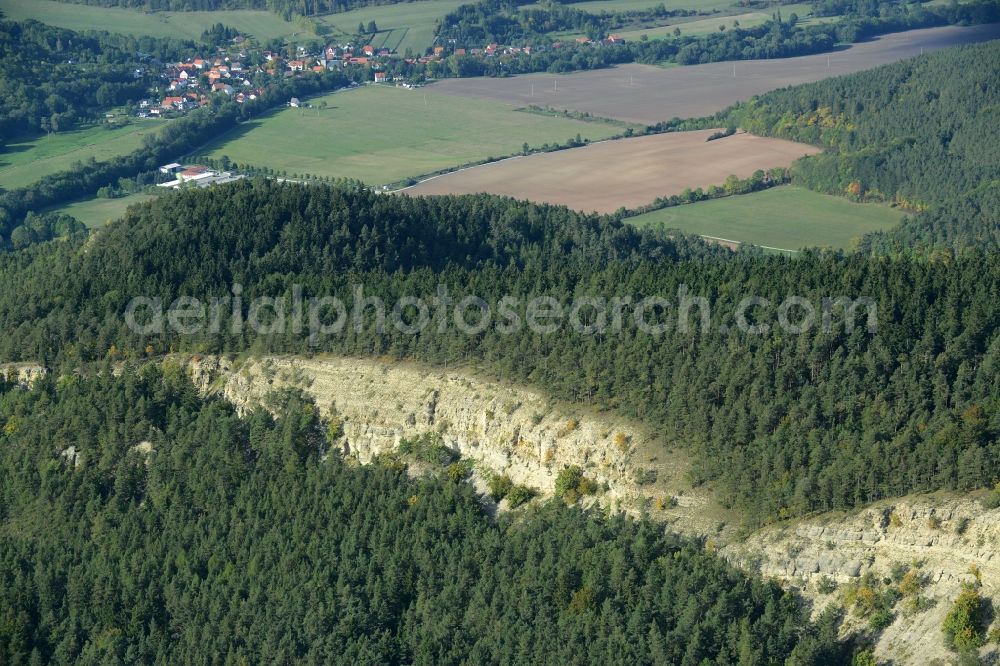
[0,181,997,524]
[0,366,848,664]
[723,39,1000,252]
[0,20,195,141]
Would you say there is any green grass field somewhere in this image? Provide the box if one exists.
[627,186,905,251]
[0,0,308,41]
[201,85,625,186]
[0,119,169,190]
[315,0,467,55]
[51,192,160,229]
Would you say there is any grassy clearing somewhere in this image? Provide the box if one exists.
[0,0,308,41]
[0,119,169,190]
[627,185,904,251]
[201,84,622,185]
[315,0,467,55]
[51,192,160,229]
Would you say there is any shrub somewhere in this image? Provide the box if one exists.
[506,484,536,508]
[556,419,579,437]
[869,608,894,632]
[942,584,988,653]
[981,483,1000,509]
[446,461,472,482]
[633,467,657,485]
[398,432,457,466]
[654,496,677,511]
[555,465,597,503]
[488,474,513,501]
[956,517,971,535]
[890,562,910,584]
[851,650,878,666]
[817,575,838,595]
[613,431,629,452]
[555,466,584,498]
[899,569,925,597]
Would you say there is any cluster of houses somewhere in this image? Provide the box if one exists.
[133,29,630,118]
[138,52,269,117]
[140,41,403,116]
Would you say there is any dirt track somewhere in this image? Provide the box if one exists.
[427,23,1000,124]
[403,129,821,213]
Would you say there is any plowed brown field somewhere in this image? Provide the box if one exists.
[404,129,821,213]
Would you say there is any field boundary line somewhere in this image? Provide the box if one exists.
[699,234,799,253]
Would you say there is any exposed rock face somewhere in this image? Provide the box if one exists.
[724,495,1000,666]
[0,363,47,387]
[178,354,1000,664]
[59,446,81,468]
[182,354,719,530]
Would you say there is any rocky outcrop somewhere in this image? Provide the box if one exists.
[724,495,1000,665]
[1,363,47,387]
[182,354,722,531]
[182,354,1000,663]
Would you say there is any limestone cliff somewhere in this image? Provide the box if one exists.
[174,354,1000,664]
[6,350,998,664]
[183,354,725,530]
[0,363,47,387]
[724,494,1000,665]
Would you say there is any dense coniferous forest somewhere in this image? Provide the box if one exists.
[0,180,997,524]
[0,366,849,664]
[722,40,1000,252]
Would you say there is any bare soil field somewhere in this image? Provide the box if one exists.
[427,23,1000,124]
[403,129,820,213]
